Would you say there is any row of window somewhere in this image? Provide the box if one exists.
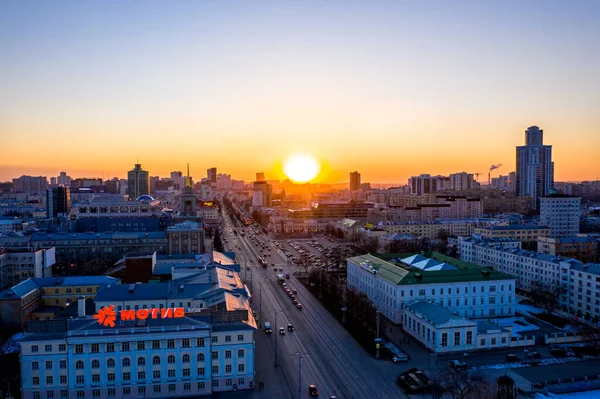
[31,381,214,399]
[33,350,245,371]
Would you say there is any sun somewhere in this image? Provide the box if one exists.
[283,154,320,183]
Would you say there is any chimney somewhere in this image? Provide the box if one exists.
[77,295,86,317]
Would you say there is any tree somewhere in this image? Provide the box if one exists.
[530,281,566,314]
[213,228,224,252]
[439,369,490,399]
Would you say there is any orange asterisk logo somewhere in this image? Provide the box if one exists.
[94,305,117,327]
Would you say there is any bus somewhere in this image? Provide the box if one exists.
[277,274,285,283]
[264,322,272,334]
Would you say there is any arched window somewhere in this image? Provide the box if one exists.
[92,360,100,369]
[182,354,190,363]
[167,355,175,364]
[137,357,145,366]
[152,356,160,365]
[107,359,115,368]
[122,358,130,367]
[197,353,204,362]
[76,361,84,370]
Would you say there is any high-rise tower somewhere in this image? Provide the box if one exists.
[181,164,197,216]
[350,171,361,191]
[127,163,150,199]
[515,126,554,209]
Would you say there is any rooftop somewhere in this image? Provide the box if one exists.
[405,301,476,327]
[479,225,550,231]
[0,276,119,300]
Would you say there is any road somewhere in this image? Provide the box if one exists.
[220,212,405,399]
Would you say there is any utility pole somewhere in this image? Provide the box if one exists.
[376,310,381,359]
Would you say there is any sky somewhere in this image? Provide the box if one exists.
[1,0,599,184]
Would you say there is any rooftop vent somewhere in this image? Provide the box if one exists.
[128,284,136,293]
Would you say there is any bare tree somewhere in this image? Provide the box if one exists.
[439,369,490,399]
[529,281,567,314]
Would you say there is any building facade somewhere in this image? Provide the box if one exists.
[350,171,361,191]
[516,126,554,208]
[473,225,551,242]
[47,187,71,220]
[12,176,48,194]
[540,194,581,238]
[538,236,599,263]
[0,247,56,291]
[166,221,205,255]
[127,164,150,199]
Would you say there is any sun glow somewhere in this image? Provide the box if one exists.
[283,154,320,183]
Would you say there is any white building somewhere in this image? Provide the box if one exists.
[540,193,581,238]
[72,197,161,219]
[346,254,516,324]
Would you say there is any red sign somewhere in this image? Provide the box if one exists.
[94,305,185,327]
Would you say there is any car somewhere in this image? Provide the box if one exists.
[290,295,296,300]
[292,289,298,294]
[296,303,303,309]
[279,327,286,335]
[274,267,278,271]
[293,299,298,305]
[528,352,542,359]
[271,262,275,266]
[550,347,568,358]
[287,324,294,331]
[309,384,319,397]
[285,273,290,279]
[246,266,250,270]
[449,359,467,370]
[505,354,520,363]
[279,267,284,271]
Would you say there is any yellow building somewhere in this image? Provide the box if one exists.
[474,225,551,241]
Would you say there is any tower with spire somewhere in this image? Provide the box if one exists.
[181,163,197,216]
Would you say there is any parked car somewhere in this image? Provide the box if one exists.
[309,385,319,397]
[529,352,542,359]
[392,355,409,363]
[449,359,467,370]
[505,354,520,363]
[550,347,568,358]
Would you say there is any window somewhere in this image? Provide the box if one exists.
[168,369,175,378]
[108,373,115,382]
[91,343,99,353]
[237,334,244,342]
[212,365,219,374]
[76,361,84,370]
[225,335,232,342]
[123,387,130,395]
[60,375,67,384]
[211,336,218,343]
[152,356,160,365]
[122,358,130,367]
[46,376,53,385]
[198,382,205,390]
[480,338,486,346]
[418,289,425,296]
[45,344,52,352]
[198,367,205,376]
[183,354,190,363]
[92,360,100,369]
[239,378,245,386]
[108,388,115,397]
[212,380,219,388]
[106,343,115,352]
[169,384,176,392]
[121,342,130,352]
[92,374,100,383]
[448,288,452,295]
[182,338,190,348]
[137,371,146,380]
[197,337,205,347]
[225,350,232,359]
[138,387,145,394]
[33,393,40,399]
[491,338,497,345]
[153,370,160,379]
[32,345,39,353]
[92,390,100,398]
[137,357,145,366]
[137,341,145,350]
[238,364,245,373]
[167,339,175,348]
[454,332,460,346]
[61,390,68,399]
[212,351,218,360]
[59,344,66,351]
[184,382,191,391]
[33,376,40,385]
[76,391,84,398]
[107,358,115,367]
[75,344,83,354]
[33,361,39,370]
[489,297,496,304]
[466,331,473,345]
[238,349,245,358]
[123,372,130,381]
[152,340,160,349]
[183,368,191,377]
[441,333,448,347]
[76,376,84,385]
[501,337,507,344]
[168,355,175,364]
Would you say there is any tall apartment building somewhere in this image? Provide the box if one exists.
[57,172,71,186]
[449,172,477,191]
[516,126,554,208]
[540,193,581,238]
[207,168,217,185]
[252,181,272,208]
[255,172,265,182]
[409,174,438,195]
[46,186,71,220]
[12,175,48,193]
[350,171,361,191]
[127,164,150,199]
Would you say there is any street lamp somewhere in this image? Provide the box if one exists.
[291,352,308,399]
[523,349,529,364]
[271,310,279,367]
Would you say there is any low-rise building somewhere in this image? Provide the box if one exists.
[166,221,205,255]
[538,236,599,263]
[0,247,56,291]
[381,219,506,239]
[474,225,551,242]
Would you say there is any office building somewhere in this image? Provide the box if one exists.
[255,172,265,182]
[47,186,71,220]
[252,181,272,208]
[0,247,56,292]
[516,126,554,208]
[540,193,581,238]
[128,164,150,199]
[167,221,205,255]
[350,171,361,191]
[12,175,48,193]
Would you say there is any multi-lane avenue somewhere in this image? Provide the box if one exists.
[220,212,405,399]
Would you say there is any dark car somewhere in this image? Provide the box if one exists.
[550,347,568,358]
[505,354,520,363]
[287,324,294,331]
[309,385,319,397]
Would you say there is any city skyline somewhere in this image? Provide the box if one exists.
[1,1,599,183]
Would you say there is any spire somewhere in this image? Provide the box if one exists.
[186,163,191,188]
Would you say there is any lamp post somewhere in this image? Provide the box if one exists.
[523,349,529,364]
[291,352,308,399]
[375,310,381,359]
